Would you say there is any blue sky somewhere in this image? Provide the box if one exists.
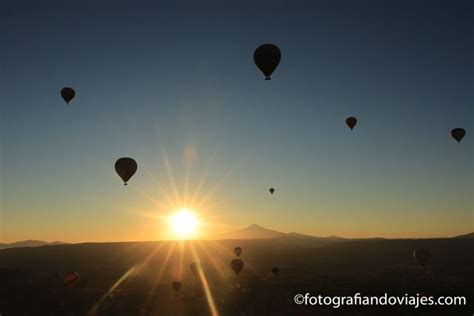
[1,0,472,242]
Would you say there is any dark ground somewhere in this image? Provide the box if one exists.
[0,238,473,315]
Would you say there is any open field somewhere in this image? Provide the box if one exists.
[0,237,473,315]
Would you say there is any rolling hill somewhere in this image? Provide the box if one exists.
[0,240,66,250]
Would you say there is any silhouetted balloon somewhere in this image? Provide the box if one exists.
[60,87,75,104]
[190,262,201,275]
[451,128,466,143]
[269,188,275,194]
[231,259,244,275]
[171,281,182,293]
[413,249,430,266]
[115,157,138,185]
[64,272,80,286]
[346,117,357,130]
[234,247,242,257]
[254,44,281,80]
[271,267,280,275]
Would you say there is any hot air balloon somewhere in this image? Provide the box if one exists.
[64,272,80,286]
[234,247,242,257]
[190,262,201,275]
[115,157,138,185]
[346,117,357,130]
[413,249,430,266]
[171,281,182,293]
[254,44,281,80]
[269,188,275,194]
[231,259,244,275]
[61,87,75,104]
[451,128,466,143]
[271,267,280,275]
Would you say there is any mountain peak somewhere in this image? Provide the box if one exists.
[214,224,347,241]
[453,232,474,239]
[216,224,285,240]
[247,224,265,230]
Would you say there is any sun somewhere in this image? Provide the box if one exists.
[169,209,199,238]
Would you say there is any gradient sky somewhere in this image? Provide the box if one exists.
[1,0,472,243]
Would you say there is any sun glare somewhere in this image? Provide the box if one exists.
[169,209,199,238]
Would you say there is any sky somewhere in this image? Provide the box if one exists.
[1,0,472,243]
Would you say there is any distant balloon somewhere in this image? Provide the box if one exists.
[271,267,280,275]
[64,272,80,286]
[171,281,182,293]
[451,128,466,143]
[254,44,281,80]
[346,117,357,130]
[234,247,242,257]
[190,262,201,275]
[269,188,275,194]
[231,259,244,275]
[60,87,75,104]
[413,249,430,266]
[115,157,138,185]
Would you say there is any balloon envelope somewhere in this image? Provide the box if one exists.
[413,249,430,265]
[451,128,466,143]
[171,281,182,292]
[271,267,280,275]
[115,157,138,185]
[231,259,244,275]
[254,44,281,80]
[269,188,275,194]
[61,87,75,104]
[346,117,357,130]
[64,272,80,285]
[234,247,242,257]
[190,262,201,275]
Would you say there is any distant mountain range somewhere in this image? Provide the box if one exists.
[1,226,472,250]
[215,224,286,239]
[0,240,66,250]
[215,224,353,241]
[213,224,474,241]
[454,232,474,239]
